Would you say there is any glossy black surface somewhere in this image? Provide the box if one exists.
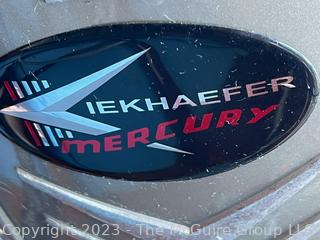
[0,24,317,181]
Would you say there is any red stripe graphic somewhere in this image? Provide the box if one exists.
[24,121,42,147]
[3,81,17,101]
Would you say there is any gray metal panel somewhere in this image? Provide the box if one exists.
[0,0,319,239]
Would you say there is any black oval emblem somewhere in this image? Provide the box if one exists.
[0,24,317,181]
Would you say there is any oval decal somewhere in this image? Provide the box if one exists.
[0,24,317,181]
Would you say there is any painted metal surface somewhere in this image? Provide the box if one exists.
[0,0,320,239]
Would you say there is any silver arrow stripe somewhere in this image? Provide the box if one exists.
[0,49,149,136]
